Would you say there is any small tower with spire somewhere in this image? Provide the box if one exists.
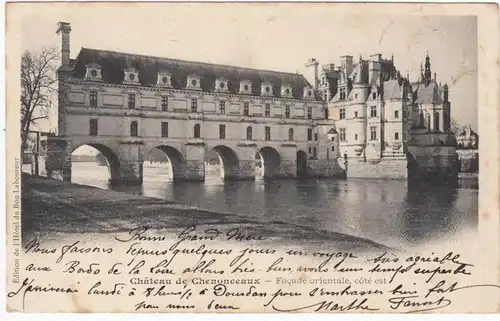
[424,52,432,86]
[443,83,449,102]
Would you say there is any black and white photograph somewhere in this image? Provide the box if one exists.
[5,1,499,314]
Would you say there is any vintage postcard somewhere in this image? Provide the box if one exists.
[4,1,499,314]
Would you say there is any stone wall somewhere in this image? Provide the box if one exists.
[314,159,346,178]
[407,145,458,182]
[45,137,72,181]
[344,159,408,180]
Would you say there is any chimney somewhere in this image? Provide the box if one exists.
[340,55,353,77]
[56,22,71,67]
[305,58,320,90]
[369,53,382,83]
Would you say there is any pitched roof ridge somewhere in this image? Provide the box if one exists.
[80,47,306,78]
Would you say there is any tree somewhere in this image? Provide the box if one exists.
[20,47,58,158]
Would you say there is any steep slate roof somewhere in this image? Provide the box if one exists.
[71,48,319,100]
[412,81,443,104]
[350,60,369,84]
[383,80,403,100]
[458,128,479,137]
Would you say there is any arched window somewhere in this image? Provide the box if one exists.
[130,121,138,137]
[288,128,294,141]
[434,112,440,131]
[246,126,252,140]
[194,124,201,138]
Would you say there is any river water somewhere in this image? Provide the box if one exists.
[65,162,478,249]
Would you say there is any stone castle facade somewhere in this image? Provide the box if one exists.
[312,53,457,180]
[46,21,458,184]
[46,22,344,184]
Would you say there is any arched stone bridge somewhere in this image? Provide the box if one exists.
[46,135,342,185]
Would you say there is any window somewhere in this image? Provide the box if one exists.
[243,102,249,116]
[339,87,346,100]
[191,99,198,112]
[161,96,169,111]
[128,94,136,109]
[307,128,313,141]
[370,126,377,140]
[246,126,252,140]
[314,133,318,141]
[354,111,358,118]
[354,94,358,99]
[89,119,98,136]
[308,147,312,154]
[394,132,399,140]
[219,125,226,139]
[265,126,271,141]
[265,103,270,117]
[354,134,358,141]
[307,107,312,119]
[394,110,399,119]
[324,93,328,101]
[219,101,226,114]
[434,112,440,131]
[339,108,346,119]
[339,128,346,142]
[90,91,97,107]
[332,146,335,151]
[313,147,317,159]
[130,121,138,137]
[161,122,168,138]
[372,92,376,99]
[370,106,377,118]
[288,128,294,141]
[194,124,201,138]
[285,106,290,118]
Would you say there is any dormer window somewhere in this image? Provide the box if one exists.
[261,82,273,97]
[123,68,140,85]
[187,74,201,90]
[239,80,252,94]
[157,72,172,88]
[281,84,293,98]
[371,84,378,99]
[303,86,314,100]
[215,78,229,93]
[85,63,102,81]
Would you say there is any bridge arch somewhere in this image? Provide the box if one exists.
[256,146,281,179]
[70,143,121,186]
[145,145,186,181]
[207,145,240,180]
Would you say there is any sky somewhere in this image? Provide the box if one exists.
[17,2,478,134]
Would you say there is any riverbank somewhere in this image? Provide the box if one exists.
[21,173,389,252]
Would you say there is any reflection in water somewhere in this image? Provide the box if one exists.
[71,162,478,248]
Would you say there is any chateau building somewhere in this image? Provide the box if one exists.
[46,21,457,183]
[320,53,457,179]
[455,125,479,174]
[47,22,343,184]
[456,125,479,149]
